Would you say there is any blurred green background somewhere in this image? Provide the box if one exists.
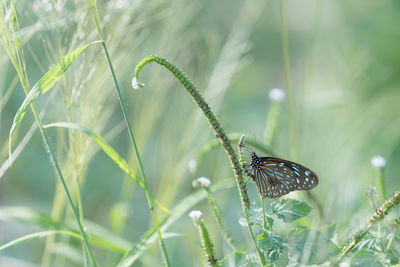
[1,0,400,266]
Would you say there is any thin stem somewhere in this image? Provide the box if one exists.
[86,2,170,265]
[204,188,235,250]
[279,0,297,161]
[377,168,387,202]
[32,109,98,266]
[279,3,324,214]
[386,223,399,252]
[134,56,265,265]
[261,196,267,230]
[264,102,281,147]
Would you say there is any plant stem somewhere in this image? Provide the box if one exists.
[279,1,324,216]
[86,2,171,265]
[279,0,297,162]
[377,168,387,202]
[204,188,235,250]
[134,56,265,265]
[264,102,281,147]
[193,218,219,267]
[261,196,267,230]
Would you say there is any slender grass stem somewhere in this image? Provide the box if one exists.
[134,56,266,265]
[279,0,297,162]
[386,222,399,252]
[279,1,323,216]
[204,187,235,250]
[86,1,171,265]
[264,102,282,147]
[377,168,387,202]
[261,196,267,230]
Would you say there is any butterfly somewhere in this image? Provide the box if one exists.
[245,152,318,198]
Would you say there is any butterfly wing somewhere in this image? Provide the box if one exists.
[253,157,319,198]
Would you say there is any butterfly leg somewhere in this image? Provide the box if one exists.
[243,164,256,182]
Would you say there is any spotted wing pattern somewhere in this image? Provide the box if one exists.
[248,153,318,198]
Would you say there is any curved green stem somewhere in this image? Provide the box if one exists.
[134,55,265,265]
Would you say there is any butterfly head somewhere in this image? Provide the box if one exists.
[250,152,261,170]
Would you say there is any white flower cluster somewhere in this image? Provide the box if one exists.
[188,210,203,220]
[269,88,285,102]
[370,155,386,169]
[131,77,144,90]
[192,176,211,189]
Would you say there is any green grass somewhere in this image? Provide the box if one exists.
[1,0,400,266]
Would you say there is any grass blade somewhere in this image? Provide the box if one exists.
[8,41,101,160]
[43,122,170,214]
[0,231,80,252]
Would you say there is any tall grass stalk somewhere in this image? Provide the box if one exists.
[377,168,387,202]
[0,2,97,266]
[279,1,323,216]
[279,0,297,162]
[85,1,171,265]
[203,186,235,250]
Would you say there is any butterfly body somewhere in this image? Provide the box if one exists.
[247,152,318,198]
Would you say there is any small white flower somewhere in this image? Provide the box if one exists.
[188,159,197,173]
[131,77,143,90]
[269,88,285,102]
[196,176,211,188]
[189,210,203,220]
[371,155,386,169]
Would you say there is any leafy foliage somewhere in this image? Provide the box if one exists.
[257,230,288,266]
[287,225,339,264]
[220,251,259,267]
[350,249,390,267]
[271,198,312,223]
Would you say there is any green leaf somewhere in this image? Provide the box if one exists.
[271,198,312,223]
[0,206,131,253]
[257,230,288,266]
[287,225,339,265]
[8,41,101,160]
[220,251,259,267]
[353,232,384,254]
[44,122,142,187]
[350,249,390,267]
[43,122,170,214]
[249,206,274,229]
[0,230,80,251]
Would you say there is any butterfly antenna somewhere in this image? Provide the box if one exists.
[240,142,253,155]
[252,134,257,154]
